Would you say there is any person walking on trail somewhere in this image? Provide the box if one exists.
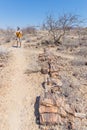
[16,27,23,47]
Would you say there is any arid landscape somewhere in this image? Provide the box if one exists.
[0,28,87,130]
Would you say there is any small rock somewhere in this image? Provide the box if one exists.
[64,104,74,115]
[59,107,67,117]
[75,113,86,119]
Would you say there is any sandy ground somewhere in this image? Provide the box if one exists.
[0,42,44,130]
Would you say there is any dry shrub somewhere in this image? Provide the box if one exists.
[0,47,9,63]
[22,26,36,35]
[0,28,14,43]
[5,38,11,43]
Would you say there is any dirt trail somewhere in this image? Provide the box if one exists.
[7,48,28,130]
[0,45,43,130]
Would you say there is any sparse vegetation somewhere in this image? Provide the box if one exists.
[0,47,9,69]
[22,26,36,35]
[0,47,9,58]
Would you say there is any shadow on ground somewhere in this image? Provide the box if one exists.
[34,96,40,124]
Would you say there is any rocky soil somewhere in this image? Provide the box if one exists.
[0,29,87,130]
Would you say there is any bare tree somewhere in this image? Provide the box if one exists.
[43,14,80,45]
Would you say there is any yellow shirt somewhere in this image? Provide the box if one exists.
[16,31,22,38]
